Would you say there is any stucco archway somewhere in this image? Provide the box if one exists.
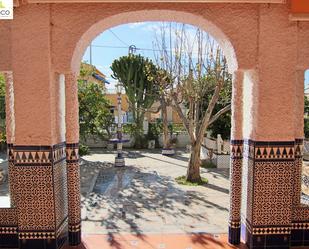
[1,2,309,249]
[70,9,238,74]
[65,9,242,247]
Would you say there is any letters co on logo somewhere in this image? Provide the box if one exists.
[0,0,13,20]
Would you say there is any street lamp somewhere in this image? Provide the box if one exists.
[114,82,125,167]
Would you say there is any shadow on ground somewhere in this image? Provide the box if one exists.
[81,155,229,240]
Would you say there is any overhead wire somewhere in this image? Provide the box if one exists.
[108,29,130,47]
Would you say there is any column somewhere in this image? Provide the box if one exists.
[11,5,68,249]
[241,4,297,248]
[65,72,81,246]
[228,70,243,245]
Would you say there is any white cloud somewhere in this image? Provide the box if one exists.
[128,22,147,29]
[142,23,162,33]
[96,65,111,71]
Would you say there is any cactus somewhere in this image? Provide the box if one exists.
[111,54,159,148]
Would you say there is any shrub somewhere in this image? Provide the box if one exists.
[79,144,90,157]
[175,175,208,186]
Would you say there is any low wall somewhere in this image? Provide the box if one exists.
[83,133,231,168]
[82,134,134,148]
[158,133,191,148]
[83,133,191,148]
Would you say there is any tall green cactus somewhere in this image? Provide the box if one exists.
[111,54,159,148]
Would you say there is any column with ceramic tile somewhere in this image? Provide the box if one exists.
[241,4,298,248]
[228,70,243,245]
[11,5,68,249]
[65,72,81,246]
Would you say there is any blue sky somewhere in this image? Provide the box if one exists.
[82,22,164,89]
[82,22,309,89]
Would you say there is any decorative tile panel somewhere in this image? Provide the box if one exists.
[66,143,79,163]
[228,140,243,244]
[241,142,253,226]
[11,142,68,247]
[230,140,243,159]
[241,139,296,249]
[293,157,302,208]
[53,160,68,228]
[253,161,293,226]
[0,208,17,226]
[229,157,242,223]
[252,226,291,235]
[66,143,81,246]
[0,226,17,235]
[15,165,55,231]
[253,141,295,161]
[67,162,81,227]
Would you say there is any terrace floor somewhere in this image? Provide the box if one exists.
[81,149,230,235]
[64,233,247,249]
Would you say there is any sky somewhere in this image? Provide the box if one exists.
[82,22,309,90]
[82,22,166,89]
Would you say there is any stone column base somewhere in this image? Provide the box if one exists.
[228,223,241,245]
[68,223,81,246]
[0,227,18,248]
[243,223,290,249]
[68,231,81,246]
[115,156,125,167]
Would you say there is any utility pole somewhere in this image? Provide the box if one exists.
[90,41,93,65]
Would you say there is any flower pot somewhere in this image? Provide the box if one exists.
[106,143,114,150]
[162,148,175,156]
[148,140,155,149]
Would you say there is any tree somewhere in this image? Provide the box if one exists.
[153,23,231,183]
[111,54,159,148]
[78,64,114,142]
[202,73,232,140]
[151,69,173,150]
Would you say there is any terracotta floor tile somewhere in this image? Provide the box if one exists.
[64,233,247,249]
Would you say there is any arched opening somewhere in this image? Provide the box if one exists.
[70,10,238,75]
[0,72,8,203]
[0,71,14,209]
[302,69,309,204]
[68,10,240,247]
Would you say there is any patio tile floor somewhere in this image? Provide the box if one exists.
[64,233,248,249]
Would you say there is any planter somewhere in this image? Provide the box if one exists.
[106,143,114,150]
[148,140,155,149]
[0,142,6,152]
[162,148,175,156]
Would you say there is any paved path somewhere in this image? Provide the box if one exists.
[81,149,230,235]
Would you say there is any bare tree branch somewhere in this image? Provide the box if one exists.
[208,104,231,126]
[197,79,223,143]
[171,94,195,143]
